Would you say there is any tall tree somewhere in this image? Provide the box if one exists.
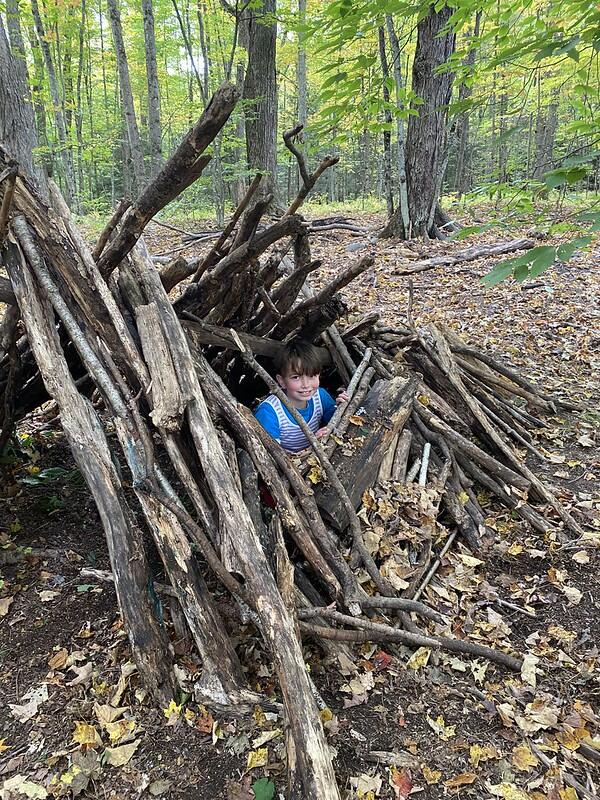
[454,11,481,197]
[0,8,48,197]
[241,0,278,201]
[30,0,78,208]
[142,0,163,177]
[106,0,146,194]
[381,4,456,238]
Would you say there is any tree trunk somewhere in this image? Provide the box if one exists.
[242,0,278,202]
[381,5,456,239]
[377,26,394,217]
[30,0,78,209]
[454,11,481,197]
[0,13,48,197]
[142,0,163,178]
[106,0,146,194]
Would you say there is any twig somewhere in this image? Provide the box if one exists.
[413,531,457,601]
[406,457,421,483]
[0,165,17,246]
[528,741,599,800]
[298,608,522,670]
[418,442,431,486]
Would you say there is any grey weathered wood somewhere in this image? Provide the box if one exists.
[6,240,175,705]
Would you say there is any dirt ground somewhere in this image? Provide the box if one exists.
[1,214,599,800]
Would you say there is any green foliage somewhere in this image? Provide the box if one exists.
[252,778,275,800]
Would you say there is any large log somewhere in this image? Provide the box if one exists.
[314,376,416,530]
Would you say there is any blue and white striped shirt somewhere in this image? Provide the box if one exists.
[255,388,336,453]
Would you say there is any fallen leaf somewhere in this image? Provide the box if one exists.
[67,662,93,686]
[252,729,281,749]
[9,684,49,723]
[2,774,48,798]
[38,590,59,602]
[104,719,135,744]
[520,654,540,688]
[571,550,589,564]
[251,777,275,800]
[561,585,582,605]
[426,715,456,740]
[103,738,140,767]
[246,748,268,771]
[487,782,531,800]
[0,596,14,617]
[406,647,431,670]
[422,765,441,784]
[94,703,128,726]
[390,767,412,798]
[511,743,538,772]
[444,772,477,788]
[469,743,498,767]
[148,779,173,796]
[48,648,69,670]
[72,721,102,749]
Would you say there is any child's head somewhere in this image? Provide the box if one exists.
[275,339,323,405]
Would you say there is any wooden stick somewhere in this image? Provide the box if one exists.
[321,348,371,442]
[191,172,262,282]
[0,166,17,247]
[298,608,522,670]
[92,196,131,262]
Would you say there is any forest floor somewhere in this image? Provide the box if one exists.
[1,211,599,800]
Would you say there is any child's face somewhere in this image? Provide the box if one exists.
[277,370,320,408]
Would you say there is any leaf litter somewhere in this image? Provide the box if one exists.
[1,214,599,798]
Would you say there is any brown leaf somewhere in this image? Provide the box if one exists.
[444,772,477,788]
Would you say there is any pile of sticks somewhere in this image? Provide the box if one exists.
[0,84,585,798]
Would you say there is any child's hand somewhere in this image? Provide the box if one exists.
[316,427,328,439]
[336,389,349,405]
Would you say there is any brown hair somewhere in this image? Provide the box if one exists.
[274,338,323,377]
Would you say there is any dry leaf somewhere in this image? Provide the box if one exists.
[444,772,477,788]
[252,729,281,749]
[511,743,538,772]
[520,654,540,688]
[469,743,498,767]
[571,550,589,564]
[103,738,140,767]
[422,765,441,784]
[389,767,412,798]
[426,715,456,740]
[246,748,268,771]
[104,719,135,744]
[94,703,128,726]
[2,775,48,798]
[487,782,531,800]
[67,662,93,686]
[48,648,69,670]
[0,596,14,617]
[406,647,430,670]
[72,721,102,749]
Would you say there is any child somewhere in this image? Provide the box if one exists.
[255,338,347,453]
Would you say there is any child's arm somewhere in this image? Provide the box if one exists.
[255,403,281,443]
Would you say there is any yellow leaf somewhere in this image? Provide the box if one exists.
[104,719,135,743]
[72,721,102,749]
[469,743,498,767]
[444,772,477,788]
[163,700,182,725]
[320,708,333,722]
[556,730,581,751]
[507,543,523,555]
[406,647,431,670]
[417,394,430,406]
[307,465,322,484]
[246,748,268,771]
[0,738,10,753]
[103,739,140,767]
[458,491,469,506]
[422,766,441,784]
[511,743,538,772]
[426,715,456,740]
[487,782,531,800]
[348,414,366,426]
[559,789,579,800]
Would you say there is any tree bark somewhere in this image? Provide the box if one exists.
[242,0,278,202]
[30,0,78,209]
[381,5,456,239]
[0,13,48,197]
[106,0,146,194]
[142,0,163,177]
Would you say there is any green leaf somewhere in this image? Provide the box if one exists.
[527,246,557,278]
[556,236,592,262]
[252,777,275,800]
